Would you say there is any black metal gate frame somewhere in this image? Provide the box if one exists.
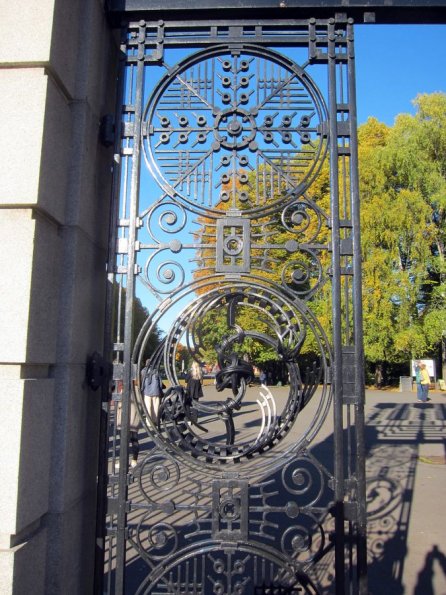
[97,4,446,595]
[106,0,446,25]
[104,14,364,595]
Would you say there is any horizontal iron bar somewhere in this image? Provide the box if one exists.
[107,0,446,24]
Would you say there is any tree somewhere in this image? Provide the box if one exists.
[359,94,446,374]
[190,93,446,381]
[112,281,163,361]
[192,160,331,369]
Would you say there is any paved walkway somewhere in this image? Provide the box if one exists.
[118,385,446,593]
[361,387,446,594]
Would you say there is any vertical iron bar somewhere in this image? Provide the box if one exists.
[115,22,146,595]
[94,32,127,595]
[339,61,352,347]
[328,20,345,595]
[347,19,368,594]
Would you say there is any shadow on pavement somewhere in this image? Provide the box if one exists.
[107,400,446,594]
[364,402,446,595]
[414,545,446,595]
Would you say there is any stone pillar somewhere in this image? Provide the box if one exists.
[0,1,117,593]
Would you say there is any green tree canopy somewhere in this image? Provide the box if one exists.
[359,93,446,364]
[191,92,446,375]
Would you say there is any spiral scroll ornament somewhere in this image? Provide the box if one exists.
[138,454,181,504]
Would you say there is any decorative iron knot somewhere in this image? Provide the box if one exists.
[160,385,202,429]
[215,352,254,394]
[160,385,188,422]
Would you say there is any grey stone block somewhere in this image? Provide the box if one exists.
[45,463,98,594]
[54,224,107,364]
[0,524,47,595]
[0,378,54,536]
[48,364,101,509]
[0,70,49,209]
[0,210,63,364]
[0,4,53,65]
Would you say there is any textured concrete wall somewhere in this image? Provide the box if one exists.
[0,0,117,592]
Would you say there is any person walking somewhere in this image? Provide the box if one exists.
[374,365,383,389]
[419,363,430,403]
[141,360,164,423]
[414,360,423,401]
[186,361,203,400]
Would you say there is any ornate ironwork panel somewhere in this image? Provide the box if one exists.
[99,16,367,595]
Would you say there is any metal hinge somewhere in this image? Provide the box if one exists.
[99,114,114,147]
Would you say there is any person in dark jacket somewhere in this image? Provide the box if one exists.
[186,361,203,400]
[141,360,163,423]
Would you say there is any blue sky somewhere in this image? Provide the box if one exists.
[355,25,446,125]
[134,24,446,333]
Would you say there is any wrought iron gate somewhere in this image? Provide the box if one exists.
[99,14,367,594]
